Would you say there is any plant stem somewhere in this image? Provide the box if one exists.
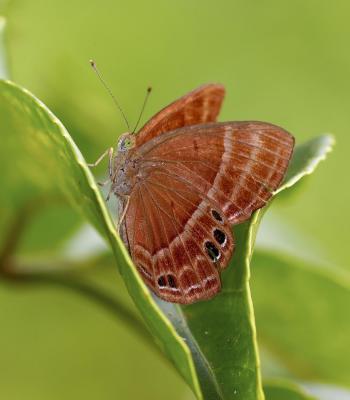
[0,196,61,271]
[3,269,156,348]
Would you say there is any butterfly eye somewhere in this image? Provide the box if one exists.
[118,135,135,152]
[213,228,226,246]
[211,209,223,223]
[205,241,221,262]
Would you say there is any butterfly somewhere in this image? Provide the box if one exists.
[91,83,294,304]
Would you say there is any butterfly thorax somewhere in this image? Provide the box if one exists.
[111,133,140,196]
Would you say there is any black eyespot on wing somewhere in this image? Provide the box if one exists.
[205,241,220,261]
[213,229,226,246]
[157,275,166,287]
[211,209,223,222]
[167,274,177,288]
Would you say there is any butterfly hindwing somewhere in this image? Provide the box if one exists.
[124,172,234,303]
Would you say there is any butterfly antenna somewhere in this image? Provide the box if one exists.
[89,60,130,131]
[132,86,152,133]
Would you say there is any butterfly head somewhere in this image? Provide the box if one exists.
[117,133,136,153]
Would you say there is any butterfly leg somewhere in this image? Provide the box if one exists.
[87,147,114,171]
[117,195,130,234]
[104,164,122,200]
[88,147,115,190]
[105,186,114,202]
[97,179,110,187]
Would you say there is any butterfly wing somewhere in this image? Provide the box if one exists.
[136,84,225,147]
[123,174,234,304]
[123,121,294,303]
[137,121,294,225]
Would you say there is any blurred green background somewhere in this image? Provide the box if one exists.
[0,0,349,399]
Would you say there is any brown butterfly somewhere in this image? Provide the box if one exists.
[90,82,294,304]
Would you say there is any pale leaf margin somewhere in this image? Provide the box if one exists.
[0,17,9,79]
[264,379,317,399]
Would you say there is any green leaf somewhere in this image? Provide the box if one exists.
[278,135,335,193]
[152,133,334,399]
[0,79,333,399]
[155,217,265,399]
[0,79,202,399]
[264,381,316,400]
[252,250,350,388]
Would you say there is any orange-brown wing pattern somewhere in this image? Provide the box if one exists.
[124,174,234,304]
[136,84,225,147]
[138,121,294,225]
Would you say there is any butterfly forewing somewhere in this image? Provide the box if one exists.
[136,84,225,147]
